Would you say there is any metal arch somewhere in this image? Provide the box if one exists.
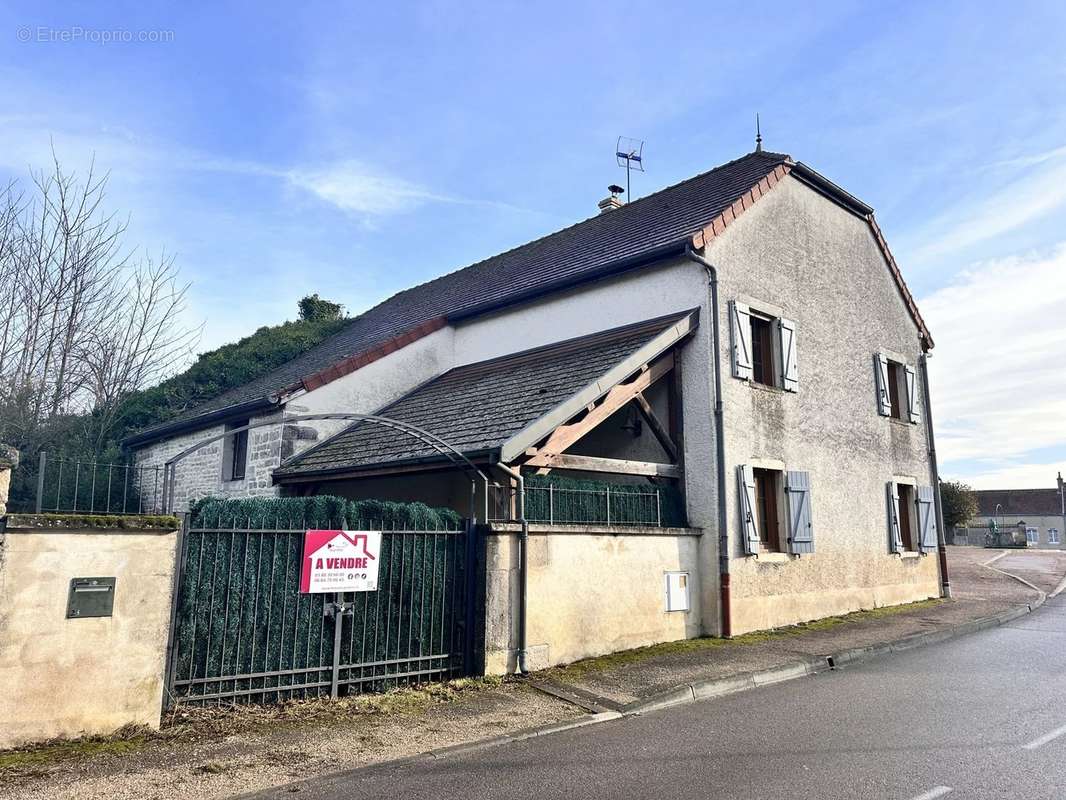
[159,412,493,518]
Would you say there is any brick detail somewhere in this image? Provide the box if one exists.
[299,316,447,393]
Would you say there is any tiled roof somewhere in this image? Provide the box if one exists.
[976,488,1064,517]
[126,150,790,445]
[275,313,691,477]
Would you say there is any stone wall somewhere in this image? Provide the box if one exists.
[0,517,180,748]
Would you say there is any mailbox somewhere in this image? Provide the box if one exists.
[66,577,116,619]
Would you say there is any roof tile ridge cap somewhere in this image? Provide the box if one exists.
[384,152,796,296]
[689,161,794,249]
[865,213,934,349]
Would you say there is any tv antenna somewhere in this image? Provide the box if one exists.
[615,136,644,202]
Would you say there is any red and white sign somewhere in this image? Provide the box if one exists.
[299,530,381,594]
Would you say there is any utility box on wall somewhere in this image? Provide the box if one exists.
[664,571,690,612]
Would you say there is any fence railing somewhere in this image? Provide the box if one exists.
[26,452,162,515]
[489,483,671,527]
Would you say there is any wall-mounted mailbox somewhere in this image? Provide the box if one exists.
[66,577,116,619]
[664,571,690,612]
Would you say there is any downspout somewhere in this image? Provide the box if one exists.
[496,463,529,673]
[684,245,732,637]
[919,352,951,599]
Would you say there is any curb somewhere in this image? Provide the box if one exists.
[620,595,1045,717]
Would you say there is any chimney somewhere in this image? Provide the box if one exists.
[598,183,626,213]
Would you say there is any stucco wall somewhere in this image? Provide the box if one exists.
[0,524,179,748]
[706,174,940,634]
[483,525,703,673]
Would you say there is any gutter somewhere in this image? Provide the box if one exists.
[684,245,732,637]
[121,395,280,449]
[496,462,529,674]
[920,353,951,599]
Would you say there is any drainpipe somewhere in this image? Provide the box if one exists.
[496,463,529,673]
[919,352,951,599]
[1058,472,1064,550]
[684,245,732,637]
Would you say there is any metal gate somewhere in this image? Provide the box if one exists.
[164,518,477,706]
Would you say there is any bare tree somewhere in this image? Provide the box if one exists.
[0,153,198,457]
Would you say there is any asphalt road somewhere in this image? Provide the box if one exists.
[252,595,1066,800]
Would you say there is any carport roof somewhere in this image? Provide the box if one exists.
[274,310,697,479]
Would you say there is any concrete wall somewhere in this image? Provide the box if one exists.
[483,524,703,673]
[706,174,940,634]
[0,521,179,749]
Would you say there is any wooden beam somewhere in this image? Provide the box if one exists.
[525,452,681,478]
[531,354,674,463]
[633,393,679,462]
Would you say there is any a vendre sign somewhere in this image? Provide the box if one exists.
[299,529,382,594]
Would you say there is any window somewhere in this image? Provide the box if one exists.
[753,467,783,552]
[897,483,917,551]
[224,419,249,482]
[730,301,798,392]
[875,353,918,423]
[1050,529,1060,545]
[1026,527,1039,545]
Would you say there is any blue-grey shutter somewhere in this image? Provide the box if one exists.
[785,470,813,554]
[905,365,920,424]
[887,481,903,553]
[779,318,798,392]
[730,301,753,380]
[738,464,759,555]
[917,485,938,552]
[875,354,892,416]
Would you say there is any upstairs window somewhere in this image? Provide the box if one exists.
[224,419,249,482]
[875,353,919,423]
[730,300,798,392]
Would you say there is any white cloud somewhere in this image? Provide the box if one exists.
[946,460,1065,491]
[909,148,1066,262]
[285,160,450,216]
[923,245,1066,474]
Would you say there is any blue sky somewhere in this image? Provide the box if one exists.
[2,1,1064,488]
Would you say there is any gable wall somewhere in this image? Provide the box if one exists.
[707,174,939,633]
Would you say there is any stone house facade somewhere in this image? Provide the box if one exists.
[125,148,945,655]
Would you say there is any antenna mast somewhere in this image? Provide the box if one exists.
[615,136,645,202]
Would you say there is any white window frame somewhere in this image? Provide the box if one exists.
[1049,528,1060,545]
[1026,526,1039,545]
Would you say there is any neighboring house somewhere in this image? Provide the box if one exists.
[967,476,1066,549]
[124,147,944,658]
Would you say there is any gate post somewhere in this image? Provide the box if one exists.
[462,518,479,675]
[161,512,189,713]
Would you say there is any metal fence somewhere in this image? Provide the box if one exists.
[489,483,671,526]
[165,517,477,706]
[26,452,161,515]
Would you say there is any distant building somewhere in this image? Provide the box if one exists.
[970,474,1066,549]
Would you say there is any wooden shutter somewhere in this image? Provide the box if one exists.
[917,485,938,552]
[874,353,892,416]
[785,470,814,554]
[730,301,753,380]
[887,481,903,553]
[905,365,920,424]
[779,318,799,392]
[738,464,760,555]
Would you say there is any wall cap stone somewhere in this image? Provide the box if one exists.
[486,522,702,537]
[3,513,180,533]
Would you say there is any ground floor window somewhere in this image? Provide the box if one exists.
[753,467,783,552]
[1026,527,1039,545]
[1050,529,1060,544]
[897,483,917,551]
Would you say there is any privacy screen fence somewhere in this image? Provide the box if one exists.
[489,475,685,527]
[166,496,474,707]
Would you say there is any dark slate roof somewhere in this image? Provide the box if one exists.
[275,313,690,477]
[976,488,1064,517]
[127,150,789,445]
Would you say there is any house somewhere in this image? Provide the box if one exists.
[124,147,946,669]
[966,475,1066,548]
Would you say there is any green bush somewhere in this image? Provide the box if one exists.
[188,494,462,530]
